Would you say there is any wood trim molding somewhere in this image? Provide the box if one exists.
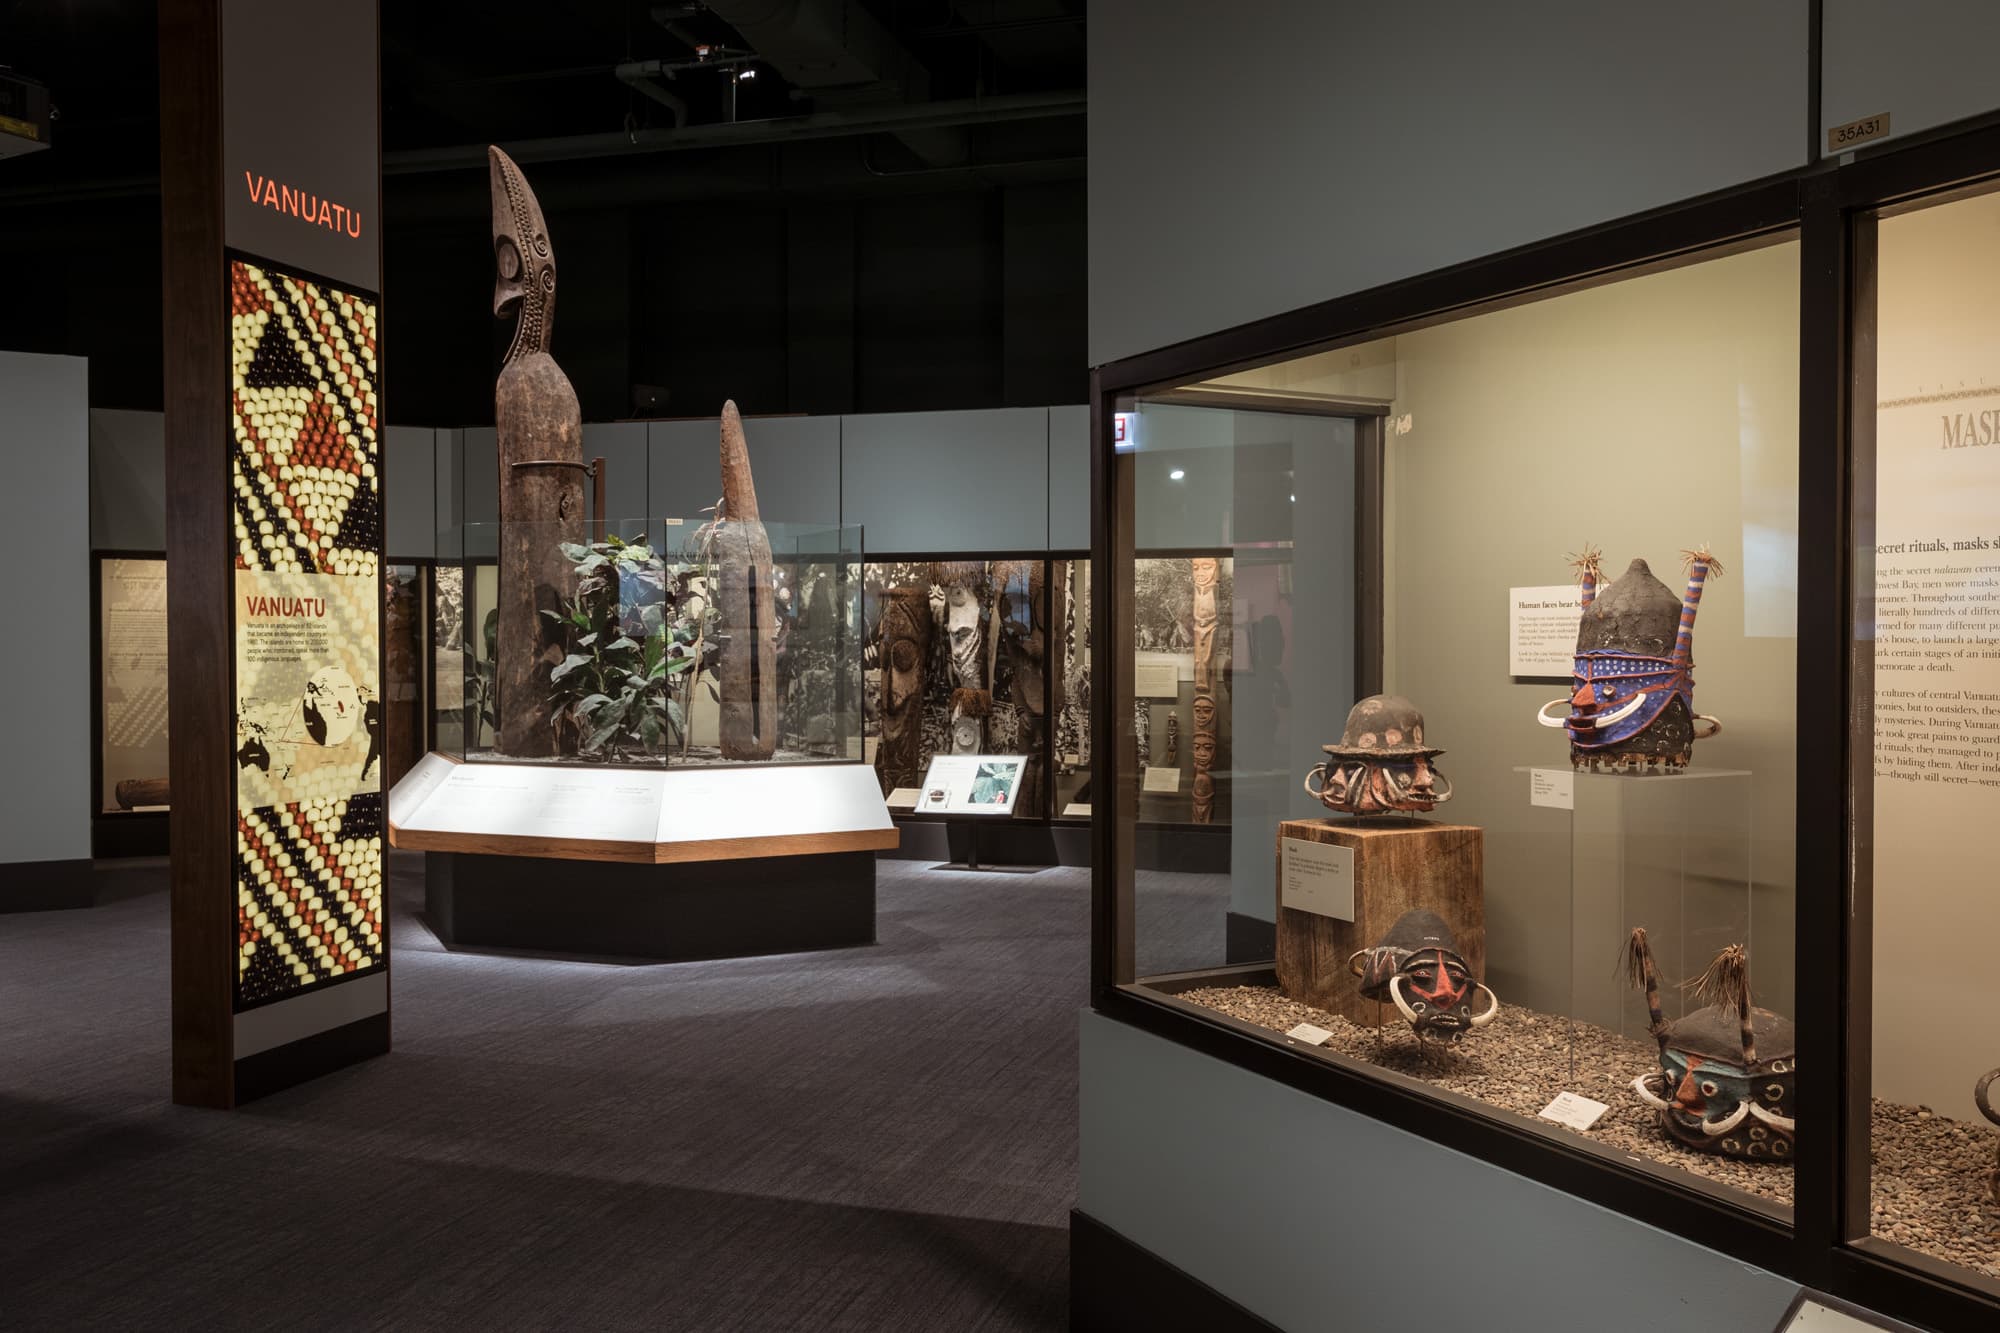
[388,821,900,864]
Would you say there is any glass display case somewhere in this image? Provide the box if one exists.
[436,517,864,769]
[1856,179,2000,1286]
[96,553,171,814]
[1100,237,1807,1212]
[859,557,1045,817]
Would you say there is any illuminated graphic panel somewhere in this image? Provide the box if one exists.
[228,258,384,1008]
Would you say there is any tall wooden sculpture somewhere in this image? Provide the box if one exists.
[872,585,929,792]
[1190,557,1219,822]
[490,146,585,757]
[715,401,778,760]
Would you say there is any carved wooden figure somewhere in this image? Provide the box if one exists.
[1191,556,1220,695]
[714,400,778,760]
[490,146,585,758]
[872,586,929,792]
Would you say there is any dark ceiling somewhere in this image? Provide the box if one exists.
[1,0,1085,197]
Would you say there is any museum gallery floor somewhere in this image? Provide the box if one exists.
[0,854,1235,1329]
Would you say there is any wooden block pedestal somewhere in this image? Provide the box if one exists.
[1275,818,1484,1026]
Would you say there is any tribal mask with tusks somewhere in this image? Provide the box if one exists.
[1625,930,1797,1160]
[1536,544,1724,771]
[1347,909,1499,1043]
[489,145,555,366]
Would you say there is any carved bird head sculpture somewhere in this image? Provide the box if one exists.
[488,145,555,365]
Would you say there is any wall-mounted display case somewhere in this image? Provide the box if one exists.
[1088,126,2000,1332]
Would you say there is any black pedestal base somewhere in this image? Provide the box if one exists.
[424,849,877,962]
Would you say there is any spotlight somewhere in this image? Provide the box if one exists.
[1169,468,1185,481]
[737,68,757,81]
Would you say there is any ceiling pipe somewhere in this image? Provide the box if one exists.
[613,60,691,128]
[382,88,1084,173]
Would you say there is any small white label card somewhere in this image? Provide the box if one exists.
[1280,836,1355,920]
[1285,1022,1333,1046]
[1529,766,1574,810]
[1509,584,1582,676]
[1062,802,1092,817]
[1141,766,1182,794]
[1134,659,1181,700]
[1538,1091,1609,1132]
[885,787,921,810]
[1781,1297,1917,1332]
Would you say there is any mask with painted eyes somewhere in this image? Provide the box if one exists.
[1304,694,1453,814]
[1626,932,1796,1160]
[1347,909,1499,1043]
[1537,547,1724,772]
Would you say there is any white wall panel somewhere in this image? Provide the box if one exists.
[1088,0,1810,366]
[4,353,91,866]
[1823,0,2000,155]
[841,407,1049,553]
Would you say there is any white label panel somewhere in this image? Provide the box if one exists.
[915,754,1026,815]
[885,786,921,810]
[1280,836,1354,920]
[1142,766,1182,794]
[1529,767,1574,810]
[1537,1091,1609,1131]
[1134,658,1181,699]
[1286,1022,1333,1045]
[1509,584,1581,676]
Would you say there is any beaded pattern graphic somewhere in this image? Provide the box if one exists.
[236,793,384,1004]
[229,260,384,1008]
[229,260,380,577]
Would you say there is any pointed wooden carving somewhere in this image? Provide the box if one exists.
[715,400,778,759]
[490,145,584,757]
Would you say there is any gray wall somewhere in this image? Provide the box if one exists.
[1087,0,1811,366]
[90,409,167,552]
[91,406,1086,562]
[1080,1010,1802,1332]
[4,353,91,868]
[383,426,436,562]
[841,408,1052,552]
[1823,0,2000,154]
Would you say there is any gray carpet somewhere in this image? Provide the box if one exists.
[0,852,1152,1331]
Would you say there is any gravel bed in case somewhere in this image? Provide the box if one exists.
[1178,982,2000,1276]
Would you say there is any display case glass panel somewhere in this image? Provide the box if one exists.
[439,518,863,768]
[1113,237,1802,1215]
[97,554,171,812]
[1052,556,1092,819]
[1860,183,2000,1285]
[860,558,1051,818]
[383,562,427,790]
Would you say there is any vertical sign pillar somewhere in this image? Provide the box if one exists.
[162,0,387,1107]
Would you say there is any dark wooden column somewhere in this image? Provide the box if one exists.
[160,0,387,1107]
[160,0,234,1109]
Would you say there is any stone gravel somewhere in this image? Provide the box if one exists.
[1181,983,2000,1280]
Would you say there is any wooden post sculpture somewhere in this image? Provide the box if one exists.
[872,585,929,792]
[1184,688,1216,816]
[1191,556,1220,694]
[934,562,990,753]
[997,559,1047,815]
[715,400,778,760]
[490,145,585,758]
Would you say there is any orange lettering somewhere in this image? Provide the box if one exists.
[244,171,264,200]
